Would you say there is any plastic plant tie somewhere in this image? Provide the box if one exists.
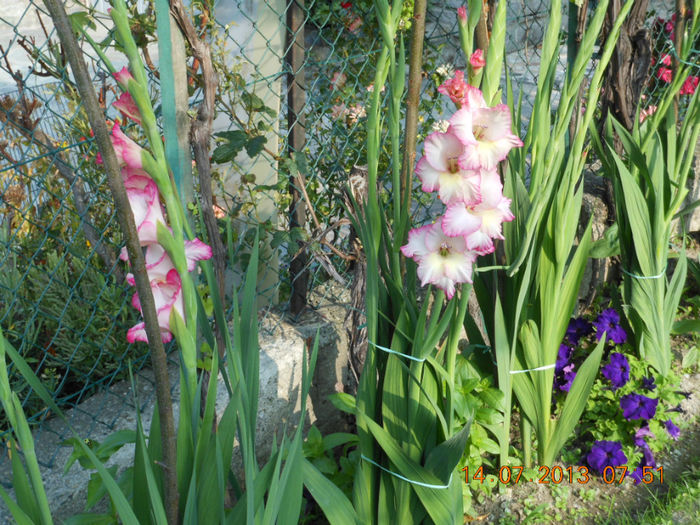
[510,363,555,375]
[360,454,453,489]
[621,265,667,280]
[369,340,426,362]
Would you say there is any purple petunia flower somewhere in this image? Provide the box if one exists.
[594,308,627,345]
[601,352,630,391]
[566,317,593,346]
[556,344,573,371]
[665,419,680,440]
[630,439,657,485]
[558,363,576,392]
[620,393,658,420]
[587,440,627,473]
[634,424,655,447]
[641,376,656,391]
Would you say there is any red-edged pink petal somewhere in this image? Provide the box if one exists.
[401,223,433,260]
[416,157,440,192]
[442,204,482,237]
[184,239,213,271]
[113,92,142,124]
[448,108,477,145]
[465,230,495,254]
[114,67,134,90]
[111,124,143,170]
[437,169,481,206]
[126,322,147,343]
[423,131,463,172]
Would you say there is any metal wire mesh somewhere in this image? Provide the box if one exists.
[0,0,697,469]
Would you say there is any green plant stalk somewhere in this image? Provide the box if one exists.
[0,333,52,525]
[446,287,471,432]
[522,415,532,468]
[481,0,507,105]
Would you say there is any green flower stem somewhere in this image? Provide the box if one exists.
[446,286,471,432]
[41,0,179,520]
[79,29,117,75]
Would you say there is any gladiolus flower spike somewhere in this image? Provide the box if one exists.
[402,84,522,298]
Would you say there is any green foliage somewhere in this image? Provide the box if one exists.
[0,246,141,430]
[472,0,635,468]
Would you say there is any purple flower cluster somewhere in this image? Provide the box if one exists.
[587,440,627,473]
[620,393,658,420]
[601,352,630,391]
[594,308,627,345]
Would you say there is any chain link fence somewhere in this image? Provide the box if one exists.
[1,0,696,467]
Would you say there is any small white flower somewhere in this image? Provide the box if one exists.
[436,63,455,78]
[431,120,450,133]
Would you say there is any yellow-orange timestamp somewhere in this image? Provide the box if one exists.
[461,465,664,485]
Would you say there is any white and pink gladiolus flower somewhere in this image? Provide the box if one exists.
[110,124,145,169]
[122,174,167,245]
[416,130,482,206]
[113,66,134,91]
[442,171,514,254]
[469,49,485,72]
[401,218,478,299]
[124,240,213,285]
[127,268,184,344]
[97,124,145,169]
[113,92,142,124]
[437,70,470,108]
[449,94,523,170]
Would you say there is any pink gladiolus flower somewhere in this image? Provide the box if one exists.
[449,101,524,170]
[457,6,467,23]
[469,49,486,72]
[125,239,212,285]
[659,54,671,66]
[680,76,699,95]
[114,67,134,91]
[401,218,478,299]
[437,70,473,108]
[416,130,482,205]
[657,67,672,83]
[123,175,167,245]
[113,92,142,124]
[639,105,658,123]
[127,268,184,344]
[442,171,514,254]
[98,123,143,169]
